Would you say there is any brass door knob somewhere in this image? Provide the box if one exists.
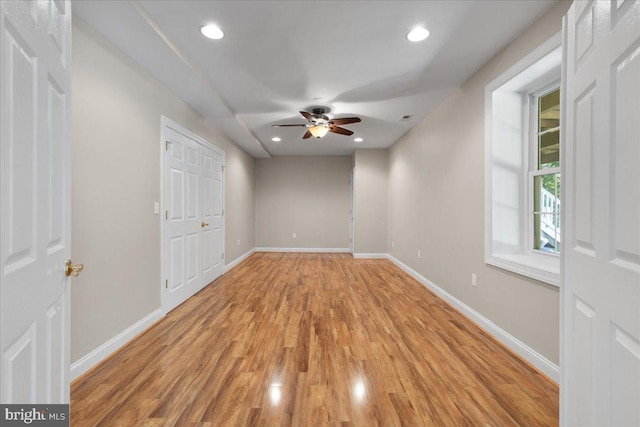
[201,222,209,228]
[65,260,84,277]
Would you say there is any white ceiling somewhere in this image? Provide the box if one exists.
[73,0,557,158]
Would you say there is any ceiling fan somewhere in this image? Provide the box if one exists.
[272,108,361,139]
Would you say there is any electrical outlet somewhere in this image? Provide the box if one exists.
[418,250,421,259]
[391,240,395,248]
[292,233,297,239]
[237,239,240,246]
[154,202,160,215]
[472,273,477,287]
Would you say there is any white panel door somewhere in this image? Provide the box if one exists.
[163,122,224,313]
[164,128,202,312]
[562,1,640,425]
[0,0,72,403]
[200,145,223,286]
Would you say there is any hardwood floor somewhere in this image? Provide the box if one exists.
[71,253,558,426]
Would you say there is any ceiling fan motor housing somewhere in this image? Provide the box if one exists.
[312,108,329,122]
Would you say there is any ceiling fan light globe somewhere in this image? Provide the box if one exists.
[309,125,329,138]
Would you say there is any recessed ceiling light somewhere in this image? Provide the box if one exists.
[406,27,430,42]
[354,137,363,142]
[272,137,281,142]
[201,24,224,40]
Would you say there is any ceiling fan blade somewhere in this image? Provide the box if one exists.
[300,111,313,121]
[302,130,312,139]
[329,126,354,136]
[330,117,361,126]
[272,124,307,127]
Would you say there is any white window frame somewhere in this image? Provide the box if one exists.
[484,33,562,287]
[527,83,561,258]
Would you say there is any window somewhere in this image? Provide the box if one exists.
[485,33,561,286]
[531,87,560,254]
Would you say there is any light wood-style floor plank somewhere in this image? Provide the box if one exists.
[71,253,558,426]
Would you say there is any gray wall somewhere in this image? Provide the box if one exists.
[255,156,351,249]
[386,1,571,364]
[354,149,388,254]
[71,18,255,363]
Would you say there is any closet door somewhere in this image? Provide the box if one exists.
[164,129,201,312]
[200,144,224,287]
[163,122,225,313]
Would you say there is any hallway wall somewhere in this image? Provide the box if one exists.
[71,18,255,365]
[386,1,571,365]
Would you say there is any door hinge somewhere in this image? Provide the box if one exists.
[165,279,168,289]
[165,210,168,220]
[165,140,171,151]
[222,253,225,260]
[222,165,225,172]
[221,209,224,216]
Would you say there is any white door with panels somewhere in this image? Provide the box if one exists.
[562,1,640,426]
[200,144,224,286]
[164,128,202,312]
[163,122,224,313]
[1,0,77,403]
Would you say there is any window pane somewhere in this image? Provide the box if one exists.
[533,173,560,253]
[534,174,561,213]
[556,173,561,202]
[539,88,560,132]
[538,88,560,169]
[534,213,560,253]
[538,130,559,168]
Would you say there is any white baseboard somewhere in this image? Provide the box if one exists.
[386,254,560,383]
[255,247,350,253]
[70,308,164,381]
[225,248,255,273]
[353,253,388,259]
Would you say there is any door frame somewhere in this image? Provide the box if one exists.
[160,116,225,313]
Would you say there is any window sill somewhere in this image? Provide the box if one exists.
[486,253,560,287]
